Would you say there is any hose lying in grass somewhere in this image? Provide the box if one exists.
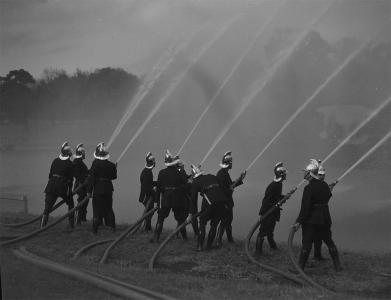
[72,239,115,260]
[149,211,202,271]
[100,207,158,264]
[0,195,90,247]
[244,217,306,286]
[288,226,335,294]
[14,247,178,300]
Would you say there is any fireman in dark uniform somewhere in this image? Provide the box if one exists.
[255,162,287,254]
[313,164,338,261]
[177,161,199,237]
[73,143,89,225]
[187,165,230,251]
[41,142,75,228]
[215,151,246,246]
[138,152,156,231]
[293,159,341,271]
[88,142,117,234]
[150,150,188,242]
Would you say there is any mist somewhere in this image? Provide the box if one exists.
[1,0,390,253]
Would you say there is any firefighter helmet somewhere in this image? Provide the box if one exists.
[59,141,72,160]
[94,142,109,160]
[145,152,155,169]
[164,149,180,166]
[220,151,232,168]
[274,162,287,181]
[74,143,85,159]
[303,158,319,180]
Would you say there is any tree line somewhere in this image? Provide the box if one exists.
[0,67,140,126]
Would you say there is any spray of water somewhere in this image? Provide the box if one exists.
[200,0,336,164]
[107,46,177,148]
[336,130,391,182]
[246,36,372,172]
[107,27,204,148]
[115,16,243,163]
[322,95,391,164]
[176,0,290,155]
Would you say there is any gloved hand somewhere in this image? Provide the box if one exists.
[239,170,247,181]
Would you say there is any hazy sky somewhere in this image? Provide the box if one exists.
[1,0,389,78]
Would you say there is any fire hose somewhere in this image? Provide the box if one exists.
[287,226,334,293]
[0,195,90,247]
[149,211,202,271]
[244,191,306,286]
[100,207,158,264]
[2,183,86,228]
[14,247,178,300]
[72,239,114,260]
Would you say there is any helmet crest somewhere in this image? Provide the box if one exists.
[59,141,72,160]
[220,151,232,168]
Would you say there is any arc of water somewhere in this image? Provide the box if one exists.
[200,0,336,164]
[107,46,177,148]
[115,15,243,163]
[107,26,205,148]
[322,95,391,164]
[337,130,391,182]
[246,35,372,172]
[176,0,290,156]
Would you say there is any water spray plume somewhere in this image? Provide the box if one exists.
[201,0,336,164]
[337,130,391,182]
[107,47,175,148]
[115,16,242,163]
[107,26,205,149]
[176,0,289,155]
[246,34,372,172]
[322,95,391,165]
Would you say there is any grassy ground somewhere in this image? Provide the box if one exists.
[1,212,390,300]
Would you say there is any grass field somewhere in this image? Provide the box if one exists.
[1,212,390,300]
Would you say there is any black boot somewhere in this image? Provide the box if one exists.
[255,234,264,254]
[75,211,81,226]
[68,212,75,229]
[215,224,224,248]
[298,248,310,271]
[197,228,205,251]
[267,235,278,250]
[206,226,217,250]
[191,219,199,237]
[92,218,99,235]
[180,227,188,241]
[150,222,163,243]
[313,240,325,261]
[40,214,49,228]
[329,246,342,272]
[226,225,234,243]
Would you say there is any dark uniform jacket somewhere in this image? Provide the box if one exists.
[44,157,74,196]
[216,168,243,208]
[139,167,155,204]
[156,166,187,208]
[259,180,283,221]
[73,158,89,195]
[189,174,229,215]
[88,159,117,195]
[296,179,332,226]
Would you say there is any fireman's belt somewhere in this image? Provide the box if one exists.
[96,178,111,181]
[164,187,177,191]
[313,203,328,207]
[203,183,219,191]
